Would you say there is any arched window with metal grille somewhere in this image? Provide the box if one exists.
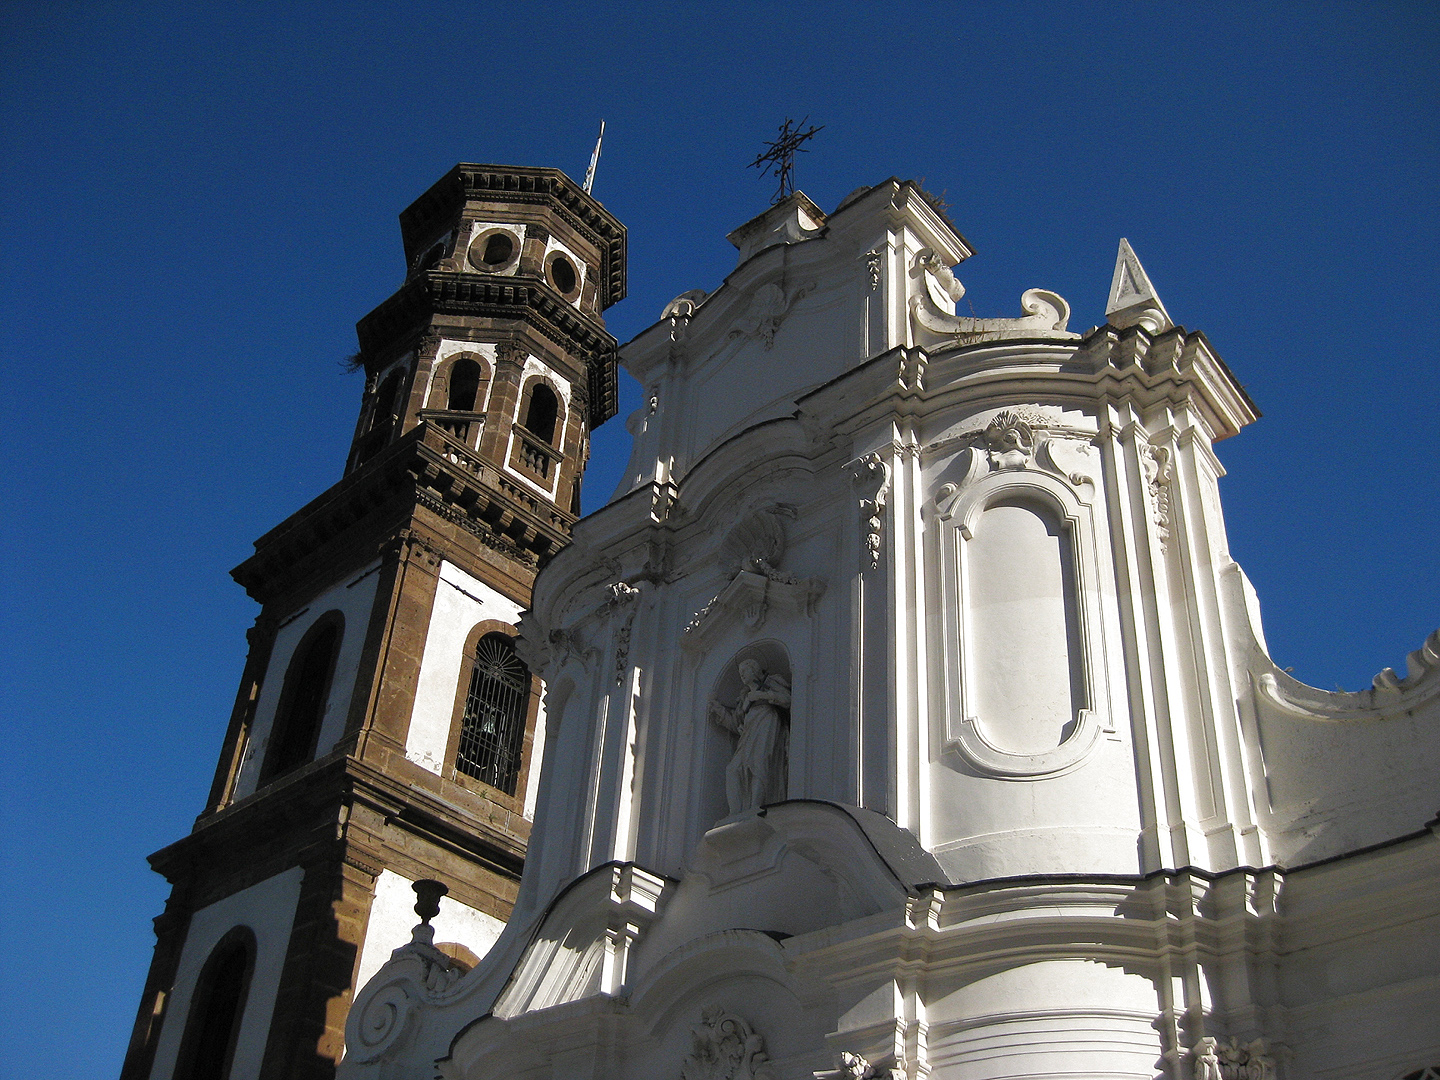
[455,633,529,795]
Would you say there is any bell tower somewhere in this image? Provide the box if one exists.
[120,164,625,1080]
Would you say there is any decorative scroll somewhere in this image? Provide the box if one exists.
[1140,442,1172,548]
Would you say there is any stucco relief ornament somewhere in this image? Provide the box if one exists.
[1140,442,1173,547]
[983,408,1039,469]
[683,507,824,643]
[733,280,814,350]
[814,1051,903,1079]
[845,452,891,570]
[864,248,883,290]
[680,1005,773,1080]
[596,581,641,686]
[1192,1037,1277,1080]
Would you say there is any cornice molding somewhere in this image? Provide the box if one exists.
[399,163,626,309]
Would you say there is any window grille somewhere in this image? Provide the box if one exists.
[455,634,529,794]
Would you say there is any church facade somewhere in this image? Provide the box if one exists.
[338,181,1440,1079]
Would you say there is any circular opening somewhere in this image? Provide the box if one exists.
[468,229,519,273]
[481,232,513,266]
[548,255,577,296]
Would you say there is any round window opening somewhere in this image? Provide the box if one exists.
[481,233,513,266]
[468,229,519,273]
[548,255,578,296]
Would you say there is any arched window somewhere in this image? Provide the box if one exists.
[174,927,255,1080]
[446,357,483,412]
[455,633,530,795]
[521,382,559,444]
[372,369,403,431]
[260,616,342,784]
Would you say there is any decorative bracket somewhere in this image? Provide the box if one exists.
[845,452,891,570]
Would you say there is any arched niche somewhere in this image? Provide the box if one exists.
[703,642,793,820]
[259,611,344,785]
[173,925,257,1080]
[518,378,561,445]
[428,352,491,414]
[936,469,1110,779]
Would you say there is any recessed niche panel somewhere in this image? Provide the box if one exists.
[964,500,1084,755]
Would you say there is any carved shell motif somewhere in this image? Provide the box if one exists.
[720,506,794,579]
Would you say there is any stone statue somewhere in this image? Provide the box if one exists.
[708,659,790,814]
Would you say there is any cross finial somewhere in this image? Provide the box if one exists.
[748,117,824,205]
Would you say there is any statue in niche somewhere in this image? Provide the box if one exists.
[708,659,791,814]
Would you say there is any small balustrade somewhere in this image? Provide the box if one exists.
[512,426,564,482]
[418,409,482,449]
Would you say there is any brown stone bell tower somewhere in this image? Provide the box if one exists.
[120,164,625,1080]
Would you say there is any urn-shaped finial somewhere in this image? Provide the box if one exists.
[410,879,448,944]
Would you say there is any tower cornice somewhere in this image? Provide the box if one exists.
[399,163,626,310]
[356,270,619,426]
[232,423,577,604]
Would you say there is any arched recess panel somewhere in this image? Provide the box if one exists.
[963,499,1085,754]
[259,612,343,784]
[937,470,1110,779]
[172,925,256,1080]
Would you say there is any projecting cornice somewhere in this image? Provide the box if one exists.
[232,424,576,603]
[399,163,626,309]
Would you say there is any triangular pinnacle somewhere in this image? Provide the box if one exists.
[1106,238,1173,332]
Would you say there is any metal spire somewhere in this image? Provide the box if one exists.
[583,120,605,195]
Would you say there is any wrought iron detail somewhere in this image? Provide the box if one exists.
[456,634,529,794]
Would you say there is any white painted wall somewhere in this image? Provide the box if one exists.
[232,563,380,801]
[353,869,506,999]
[148,866,304,1080]
[405,560,521,774]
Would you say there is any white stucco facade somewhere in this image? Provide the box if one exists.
[148,866,303,1080]
[340,184,1440,1080]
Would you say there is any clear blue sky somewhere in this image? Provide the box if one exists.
[2,3,1436,1074]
